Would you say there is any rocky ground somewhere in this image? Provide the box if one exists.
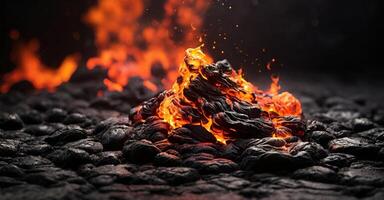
[1,73,384,200]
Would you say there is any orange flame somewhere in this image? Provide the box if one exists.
[1,39,79,93]
[85,0,211,92]
[156,47,302,142]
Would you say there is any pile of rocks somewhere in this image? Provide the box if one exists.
[1,79,384,200]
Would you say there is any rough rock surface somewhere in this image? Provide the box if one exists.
[1,75,384,200]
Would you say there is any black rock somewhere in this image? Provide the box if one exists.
[241,151,295,171]
[154,152,182,166]
[307,131,336,147]
[154,167,200,185]
[95,151,122,166]
[45,126,87,145]
[350,118,376,132]
[47,148,93,168]
[321,153,356,168]
[293,166,339,183]
[168,126,217,144]
[183,153,238,174]
[208,175,250,190]
[19,141,53,155]
[0,113,23,130]
[290,142,328,161]
[0,164,25,177]
[63,113,87,124]
[356,128,384,141]
[66,138,103,154]
[100,125,132,150]
[329,137,380,158]
[0,139,19,156]
[122,140,161,163]
[19,110,43,124]
[24,124,56,136]
[45,108,68,123]
[11,156,52,169]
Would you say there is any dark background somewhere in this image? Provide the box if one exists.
[1,0,383,82]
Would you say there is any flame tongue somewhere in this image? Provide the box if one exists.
[133,47,304,143]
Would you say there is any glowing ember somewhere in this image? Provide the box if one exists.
[132,46,304,143]
[1,39,79,93]
[85,0,211,92]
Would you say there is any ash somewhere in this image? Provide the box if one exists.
[1,70,384,200]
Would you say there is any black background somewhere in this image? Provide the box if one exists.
[1,0,383,82]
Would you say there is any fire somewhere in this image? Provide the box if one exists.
[1,39,79,93]
[156,46,302,142]
[85,0,211,92]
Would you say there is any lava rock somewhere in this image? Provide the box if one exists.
[183,153,239,174]
[356,128,384,141]
[95,151,123,166]
[45,126,87,145]
[307,131,336,147]
[45,108,68,123]
[179,143,221,156]
[66,138,103,154]
[154,152,182,166]
[289,142,328,161]
[24,124,56,136]
[0,164,25,177]
[293,166,339,183]
[349,118,376,132]
[0,139,19,156]
[208,175,250,190]
[19,110,43,124]
[0,113,23,130]
[47,148,93,168]
[19,141,53,155]
[241,151,295,171]
[321,153,356,168]
[169,126,217,144]
[329,137,380,158]
[131,117,169,142]
[338,161,384,186]
[154,167,200,185]
[123,140,161,163]
[93,117,130,135]
[100,125,132,150]
[63,113,87,124]
[11,156,52,169]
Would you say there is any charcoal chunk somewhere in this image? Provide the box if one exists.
[45,126,87,145]
[183,153,238,174]
[47,148,93,168]
[66,138,103,154]
[154,152,182,166]
[154,167,200,185]
[100,125,133,150]
[307,131,336,147]
[329,137,380,158]
[122,140,161,163]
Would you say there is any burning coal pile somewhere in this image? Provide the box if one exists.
[2,0,384,199]
[131,47,304,143]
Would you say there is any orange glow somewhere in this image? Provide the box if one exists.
[85,0,211,92]
[1,40,79,93]
[155,47,302,142]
